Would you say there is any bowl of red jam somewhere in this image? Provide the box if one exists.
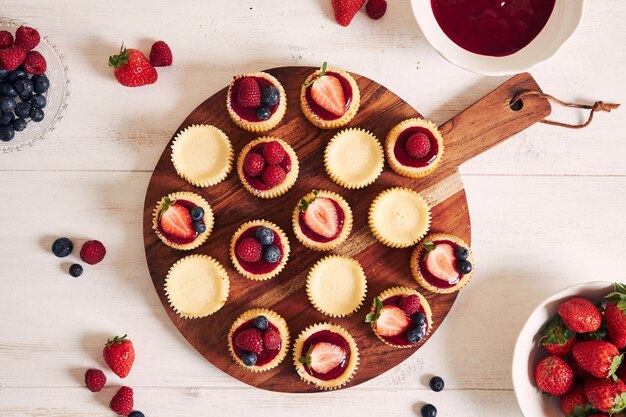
[411,0,584,75]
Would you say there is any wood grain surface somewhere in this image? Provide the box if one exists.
[142,67,550,392]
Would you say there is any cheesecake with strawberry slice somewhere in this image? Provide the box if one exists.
[152,191,214,250]
[300,62,361,129]
[294,322,359,390]
[366,286,433,348]
[411,233,474,294]
[237,137,299,199]
[292,190,353,251]
[226,72,287,132]
[386,118,445,178]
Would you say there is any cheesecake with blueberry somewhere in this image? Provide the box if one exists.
[292,190,352,251]
[227,72,287,132]
[300,62,360,130]
[152,191,214,250]
[237,137,299,199]
[386,118,444,178]
[411,233,474,294]
[366,286,433,348]
[294,322,359,390]
[230,220,290,281]
[228,308,290,372]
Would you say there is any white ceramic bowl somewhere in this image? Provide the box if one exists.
[512,281,614,417]
[411,0,584,76]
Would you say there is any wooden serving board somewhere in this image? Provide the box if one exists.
[143,67,551,393]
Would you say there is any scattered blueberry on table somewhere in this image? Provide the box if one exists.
[430,376,445,392]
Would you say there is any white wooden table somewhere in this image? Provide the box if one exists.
[1,1,625,416]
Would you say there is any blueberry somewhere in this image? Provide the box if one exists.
[262,244,281,263]
[13,77,33,96]
[30,94,46,109]
[255,226,274,245]
[430,376,445,392]
[190,206,204,221]
[29,107,44,122]
[406,326,425,344]
[19,90,32,102]
[242,352,257,366]
[256,106,271,120]
[421,404,437,417]
[454,246,469,260]
[31,74,50,94]
[12,118,27,132]
[0,82,18,98]
[0,125,14,141]
[261,86,279,106]
[0,96,16,113]
[458,260,472,274]
[15,101,31,119]
[412,311,426,326]
[0,68,8,80]
[7,68,27,83]
[0,111,13,126]
[69,264,83,278]
[254,315,269,330]
[51,237,73,257]
[193,220,206,233]
[129,412,145,417]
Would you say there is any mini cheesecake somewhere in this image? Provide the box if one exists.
[366,287,433,348]
[293,322,359,390]
[226,72,287,132]
[230,220,290,281]
[237,137,299,199]
[171,124,233,187]
[411,233,475,294]
[228,308,290,372]
[292,190,352,251]
[300,63,361,130]
[152,191,214,250]
[386,118,444,178]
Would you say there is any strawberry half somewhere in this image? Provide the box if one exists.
[424,242,459,283]
[605,283,626,349]
[310,74,347,116]
[376,305,411,337]
[159,198,194,239]
[309,342,346,374]
[302,197,339,239]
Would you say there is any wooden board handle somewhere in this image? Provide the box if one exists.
[437,72,552,175]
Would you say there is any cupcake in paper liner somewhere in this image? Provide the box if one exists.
[385,118,444,179]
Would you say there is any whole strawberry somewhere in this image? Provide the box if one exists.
[558,297,602,333]
[108,45,157,87]
[80,240,106,265]
[103,334,135,378]
[331,0,366,26]
[560,383,592,416]
[571,354,595,382]
[23,51,46,75]
[14,25,40,51]
[534,355,575,396]
[84,368,107,392]
[572,341,623,380]
[605,283,626,349]
[110,386,134,416]
[540,314,576,357]
[0,46,26,71]
[149,40,172,67]
[0,30,14,49]
[585,377,626,414]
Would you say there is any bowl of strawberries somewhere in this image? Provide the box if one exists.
[513,281,626,417]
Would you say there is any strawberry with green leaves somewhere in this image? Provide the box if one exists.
[103,334,135,378]
[560,383,593,417]
[605,283,626,350]
[572,341,623,380]
[584,377,626,414]
[541,314,576,357]
[558,297,603,333]
[108,44,157,87]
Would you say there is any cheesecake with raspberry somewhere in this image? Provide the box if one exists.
[385,118,444,178]
[227,72,287,132]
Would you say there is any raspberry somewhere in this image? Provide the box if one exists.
[237,77,261,107]
[84,368,107,392]
[149,40,172,67]
[0,47,26,71]
[263,329,282,350]
[80,240,107,265]
[262,165,286,187]
[110,386,134,416]
[243,152,265,177]
[234,328,264,354]
[366,0,387,20]
[236,237,262,262]
[405,133,431,158]
[14,26,40,52]
[398,294,421,316]
[22,51,47,75]
[262,141,285,165]
[0,31,14,49]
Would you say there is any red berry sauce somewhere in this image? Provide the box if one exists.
[301,330,351,381]
[431,0,555,57]
[304,71,353,121]
[418,239,464,289]
[230,76,280,121]
[243,143,292,191]
[235,226,283,275]
[393,126,439,168]
[232,319,281,366]
[157,199,198,245]
[297,198,345,243]
[379,295,428,346]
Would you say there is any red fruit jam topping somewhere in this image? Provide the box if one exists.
[234,226,283,274]
[232,319,282,366]
[393,126,439,168]
[230,76,280,121]
[304,71,353,121]
[301,330,351,381]
[243,143,292,191]
[380,295,428,346]
[419,239,465,289]
[157,199,198,244]
[298,197,345,243]
[431,0,555,57]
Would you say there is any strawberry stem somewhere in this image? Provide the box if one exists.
[108,43,129,68]
[106,334,128,346]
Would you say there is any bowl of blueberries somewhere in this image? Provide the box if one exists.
[0,17,70,152]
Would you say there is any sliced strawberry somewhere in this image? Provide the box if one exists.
[310,75,346,116]
[425,243,459,283]
[376,305,411,337]
[302,197,339,238]
[310,342,346,374]
[160,204,194,239]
